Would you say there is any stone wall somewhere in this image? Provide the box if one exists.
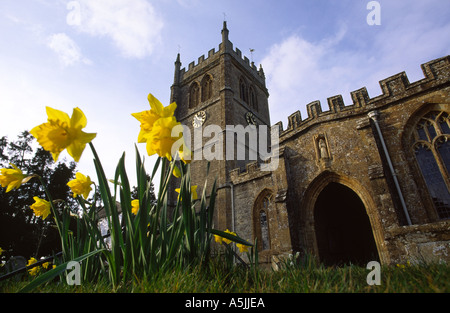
[169,22,450,266]
[231,55,450,265]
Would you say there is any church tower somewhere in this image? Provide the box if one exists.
[169,22,270,231]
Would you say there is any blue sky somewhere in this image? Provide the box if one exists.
[1,0,449,186]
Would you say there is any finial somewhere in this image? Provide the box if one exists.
[221,19,229,43]
[259,64,265,79]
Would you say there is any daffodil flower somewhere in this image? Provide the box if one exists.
[175,185,198,201]
[172,164,182,178]
[236,243,250,253]
[214,234,223,244]
[67,172,93,199]
[131,93,177,143]
[132,94,189,161]
[27,257,40,276]
[30,107,97,162]
[177,143,192,164]
[131,199,139,215]
[222,229,237,244]
[30,196,51,220]
[42,262,52,269]
[0,163,30,193]
[145,116,182,160]
[213,229,238,245]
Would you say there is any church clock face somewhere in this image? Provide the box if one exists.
[245,112,257,125]
[192,110,206,128]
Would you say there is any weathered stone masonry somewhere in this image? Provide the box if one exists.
[169,22,450,266]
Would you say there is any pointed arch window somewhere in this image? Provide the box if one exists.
[201,75,213,102]
[254,195,271,251]
[189,82,200,109]
[413,111,450,219]
[239,77,248,103]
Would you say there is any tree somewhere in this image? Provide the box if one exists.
[0,131,77,261]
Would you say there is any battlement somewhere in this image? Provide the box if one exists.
[179,46,221,80]
[229,55,450,179]
[272,55,450,137]
[179,24,265,83]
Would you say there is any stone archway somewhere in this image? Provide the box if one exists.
[300,172,386,265]
[313,182,379,266]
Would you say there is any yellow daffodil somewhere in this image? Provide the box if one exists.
[30,107,96,162]
[214,229,238,245]
[145,116,182,160]
[67,172,93,199]
[0,163,28,192]
[132,94,188,161]
[223,229,237,244]
[131,93,177,143]
[172,165,182,178]
[236,243,250,253]
[0,247,4,256]
[27,257,40,276]
[42,262,51,269]
[175,185,198,201]
[191,185,198,200]
[30,196,51,220]
[177,143,192,164]
[131,199,139,215]
[214,234,223,245]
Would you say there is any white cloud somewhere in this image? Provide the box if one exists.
[74,0,164,59]
[261,29,357,124]
[47,32,91,67]
[260,2,450,127]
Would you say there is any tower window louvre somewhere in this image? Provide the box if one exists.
[201,75,213,102]
[189,82,200,108]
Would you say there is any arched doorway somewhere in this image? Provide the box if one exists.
[314,182,379,266]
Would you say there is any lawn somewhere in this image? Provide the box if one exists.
[1,257,448,293]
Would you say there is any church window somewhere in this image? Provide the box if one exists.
[239,77,248,103]
[255,195,271,251]
[413,111,450,219]
[201,75,213,102]
[189,82,200,109]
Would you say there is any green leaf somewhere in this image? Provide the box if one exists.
[18,249,105,293]
[210,229,253,247]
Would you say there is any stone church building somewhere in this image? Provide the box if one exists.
[168,22,450,266]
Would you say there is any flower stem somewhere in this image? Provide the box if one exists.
[37,175,68,259]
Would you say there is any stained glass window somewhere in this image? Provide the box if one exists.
[259,210,270,250]
[256,196,271,251]
[413,111,450,219]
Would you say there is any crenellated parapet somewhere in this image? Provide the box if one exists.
[178,47,221,81]
[178,44,266,83]
[272,55,450,138]
[177,21,266,85]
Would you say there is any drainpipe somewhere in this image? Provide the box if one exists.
[218,182,235,233]
[217,182,235,262]
[368,110,412,226]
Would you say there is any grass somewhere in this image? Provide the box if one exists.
[2,257,449,293]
